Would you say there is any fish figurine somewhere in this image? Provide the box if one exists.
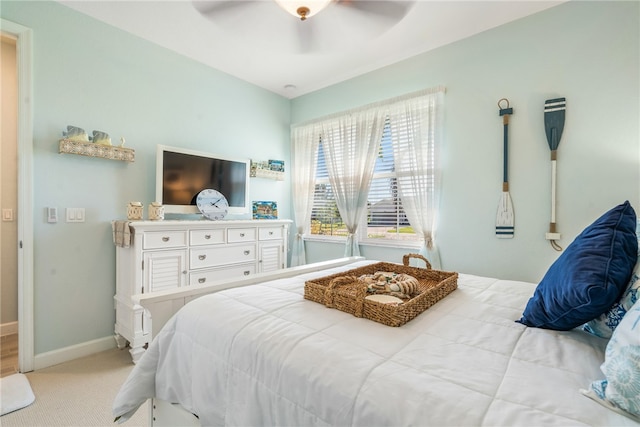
[92,130,112,146]
[63,125,89,142]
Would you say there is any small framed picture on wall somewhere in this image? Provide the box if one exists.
[268,159,284,172]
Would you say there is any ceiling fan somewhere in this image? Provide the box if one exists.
[192,0,415,53]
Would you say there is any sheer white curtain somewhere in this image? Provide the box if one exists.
[321,109,386,256]
[389,88,445,268]
[290,124,321,266]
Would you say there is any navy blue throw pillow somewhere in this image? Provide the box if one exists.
[518,201,638,330]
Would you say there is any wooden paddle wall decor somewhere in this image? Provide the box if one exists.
[544,97,566,251]
[496,98,514,238]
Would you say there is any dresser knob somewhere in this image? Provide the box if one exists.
[162,236,170,242]
[199,254,207,260]
[244,250,250,255]
[244,271,250,276]
[240,233,245,237]
[269,231,273,235]
[198,278,206,284]
[204,234,211,239]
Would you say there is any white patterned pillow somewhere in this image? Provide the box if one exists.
[582,298,640,422]
[583,219,640,338]
[583,265,640,338]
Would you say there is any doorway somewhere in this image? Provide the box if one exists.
[1,32,18,377]
[1,19,34,373]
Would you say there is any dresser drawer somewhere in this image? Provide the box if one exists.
[190,229,225,246]
[259,226,283,240]
[143,231,188,249]
[189,263,256,286]
[190,243,256,269]
[227,228,256,243]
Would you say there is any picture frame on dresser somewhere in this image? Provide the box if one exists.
[252,201,278,219]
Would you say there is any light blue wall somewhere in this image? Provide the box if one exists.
[293,1,640,283]
[1,0,638,358]
[2,1,291,355]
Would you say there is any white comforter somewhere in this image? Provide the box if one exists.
[113,260,637,426]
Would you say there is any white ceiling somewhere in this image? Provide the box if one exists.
[58,0,564,98]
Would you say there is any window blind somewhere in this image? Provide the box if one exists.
[310,121,419,241]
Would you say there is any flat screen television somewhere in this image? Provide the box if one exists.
[155,145,250,217]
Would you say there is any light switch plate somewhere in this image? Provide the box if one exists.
[2,208,14,221]
[66,208,85,223]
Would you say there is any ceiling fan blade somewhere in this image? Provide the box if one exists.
[337,0,413,24]
[296,18,334,54]
[192,0,252,16]
[296,19,316,53]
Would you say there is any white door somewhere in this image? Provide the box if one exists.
[2,19,34,373]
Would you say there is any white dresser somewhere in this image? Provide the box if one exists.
[114,219,291,362]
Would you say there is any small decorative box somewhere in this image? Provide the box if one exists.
[127,202,143,220]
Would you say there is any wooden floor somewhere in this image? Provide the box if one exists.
[1,333,19,377]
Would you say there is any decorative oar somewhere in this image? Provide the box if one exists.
[496,98,514,238]
[544,97,566,251]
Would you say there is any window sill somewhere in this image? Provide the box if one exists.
[303,235,422,250]
[303,235,344,243]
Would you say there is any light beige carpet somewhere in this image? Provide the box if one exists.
[0,348,148,426]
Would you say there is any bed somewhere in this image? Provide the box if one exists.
[113,201,640,426]
[112,255,639,426]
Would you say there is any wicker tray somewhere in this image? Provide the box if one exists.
[304,254,458,327]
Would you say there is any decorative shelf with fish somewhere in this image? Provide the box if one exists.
[59,139,135,162]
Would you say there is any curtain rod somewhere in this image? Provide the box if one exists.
[291,85,446,129]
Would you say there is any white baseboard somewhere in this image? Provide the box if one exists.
[34,336,117,371]
[1,321,18,336]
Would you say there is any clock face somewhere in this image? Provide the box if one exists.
[196,189,229,220]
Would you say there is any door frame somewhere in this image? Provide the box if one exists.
[2,19,34,373]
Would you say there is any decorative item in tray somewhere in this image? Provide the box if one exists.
[304,254,458,327]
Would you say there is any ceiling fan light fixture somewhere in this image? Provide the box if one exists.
[296,6,310,20]
[274,0,332,21]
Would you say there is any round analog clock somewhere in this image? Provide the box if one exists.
[196,189,229,220]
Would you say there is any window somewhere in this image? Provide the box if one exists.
[310,142,345,237]
[293,87,444,263]
[310,120,420,243]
